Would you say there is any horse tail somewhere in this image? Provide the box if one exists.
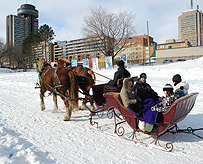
[68,71,79,110]
[87,69,96,83]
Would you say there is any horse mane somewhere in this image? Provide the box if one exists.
[39,63,52,75]
[87,69,96,83]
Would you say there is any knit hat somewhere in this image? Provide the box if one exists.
[117,60,125,67]
[172,74,182,86]
[140,73,147,79]
[163,84,173,92]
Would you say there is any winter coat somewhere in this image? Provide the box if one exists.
[108,67,131,87]
[151,92,180,112]
[174,81,189,97]
[134,79,159,101]
[120,77,137,107]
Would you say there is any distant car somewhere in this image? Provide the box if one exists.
[162,59,173,64]
[176,59,186,62]
[145,57,156,64]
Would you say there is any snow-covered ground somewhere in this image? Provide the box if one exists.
[0,58,203,164]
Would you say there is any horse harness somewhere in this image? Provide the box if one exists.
[37,63,70,99]
[71,67,95,85]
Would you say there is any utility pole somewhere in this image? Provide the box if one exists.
[147,21,151,65]
[191,0,193,9]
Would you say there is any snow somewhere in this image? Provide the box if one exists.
[0,58,203,164]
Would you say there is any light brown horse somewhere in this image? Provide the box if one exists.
[71,66,96,112]
[55,58,96,112]
[37,58,78,121]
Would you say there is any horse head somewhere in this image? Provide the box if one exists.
[37,58,46,72]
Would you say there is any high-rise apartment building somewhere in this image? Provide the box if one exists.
[53,34,113,62]
[178,9,203,46]
[115,35,156,64]
[6,4,39,47]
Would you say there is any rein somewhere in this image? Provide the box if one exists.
[94,71,112,80]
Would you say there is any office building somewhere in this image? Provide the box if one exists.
[178,9,203,46]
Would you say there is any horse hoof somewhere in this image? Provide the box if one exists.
[41,108,45,111]
[64,116,71,121]
[52,110,58,113]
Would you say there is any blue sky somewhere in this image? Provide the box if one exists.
[1,0,203,43]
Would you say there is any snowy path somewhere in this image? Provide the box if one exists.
[0,59,203,164]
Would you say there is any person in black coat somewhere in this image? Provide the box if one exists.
[134,73,159,101]
[104,60,131,92]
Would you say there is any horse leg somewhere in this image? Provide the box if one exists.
[90,97,96,112]
[61,96,73,121]
[40,90,45,111]
[79,100,86,110]
[52,93,58,113]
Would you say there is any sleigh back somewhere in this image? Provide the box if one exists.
[152,92,199,135]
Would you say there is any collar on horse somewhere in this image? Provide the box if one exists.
[39,63,52,76]
[38,63,69,93]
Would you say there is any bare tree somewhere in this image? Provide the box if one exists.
[82,7,136,60]
[0,39,7,67]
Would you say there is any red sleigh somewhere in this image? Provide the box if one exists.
[90,84,199,151]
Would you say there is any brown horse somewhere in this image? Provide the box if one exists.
[71,66,96,112]
[37,58,78,121]
[55,58,96,111]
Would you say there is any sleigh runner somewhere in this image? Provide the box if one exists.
[90,84,200,151]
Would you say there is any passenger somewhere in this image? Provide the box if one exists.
[120,77,143,114]
[104,60,131,93]
[134,73,160,101]
[172,74,189,97]
[139,84,180,133]
[151,84,180,112]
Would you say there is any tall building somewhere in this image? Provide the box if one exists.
[178,9,203,46]
[6,4,39,47]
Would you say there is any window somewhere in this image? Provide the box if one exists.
[160,45,164,48]
[137,44,140,47]
[137,40,140,42]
